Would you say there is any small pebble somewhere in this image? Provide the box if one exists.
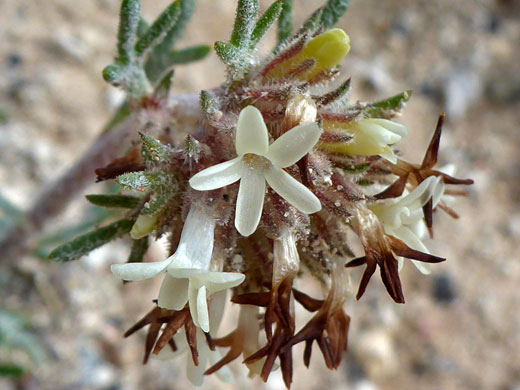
[432,272,457,304]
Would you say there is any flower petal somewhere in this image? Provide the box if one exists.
[368,119,408,138]
[361,121,402,145]
[189,157,243,191]
[196,285,210,332]
[195,272,245,294]
[431,177,445,208]
[208,290,227,335]
[188,284,200,330]
[235,169,266,236]
[398,176,436,207]
[377,146,398,164]
[267,122,321,168]
[157,275,189,310]
[235,106,269,156]
[110,256,172,281]
[411,259,432,275]
[169,206,216,271]
[265,166,321,214]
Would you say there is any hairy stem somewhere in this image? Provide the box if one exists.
[0,92,200,263]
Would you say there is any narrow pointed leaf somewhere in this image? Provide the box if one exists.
[127,237,149,263]
[117,171,169,191]
[167,45,210,65]
[137,17,149,38]
[321,0,351,29]
[86,194,141,209]
[157,0,195,50]
[230,0,260,48]
[153,70,174,100]
[142,193,170,214]
[314,77,351,106]
[250,1,283,49]
[141,132,171,163]
[200,90,219,114]
[135,1,181,57]
[365,90,413,118]
[214,41,240,67]
[48,219,134,262]
[277,0,293,44]
[117,0,141,61]
[102,63,126,85]
[0,364,25,377]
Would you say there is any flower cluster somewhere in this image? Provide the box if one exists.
[83,1,474,387]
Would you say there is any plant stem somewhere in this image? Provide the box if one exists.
[0,92,200,263]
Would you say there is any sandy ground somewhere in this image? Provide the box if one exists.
[1,0,519,389]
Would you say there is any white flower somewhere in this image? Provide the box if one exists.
[156,291,234,386]
[431,164,457,208]
[111,206,245,332]
[369,176,439,274]
[320,118,407,164]
[189,106,322,237]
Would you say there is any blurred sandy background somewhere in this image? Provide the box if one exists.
[0,0,519,389]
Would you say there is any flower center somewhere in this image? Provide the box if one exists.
[242,153,272,172]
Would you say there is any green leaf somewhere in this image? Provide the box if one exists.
[135,1,181,57]
[117,171,169,191]
[140,132,171,162]
[153,70,174,100]
[230,0,259,48]
[127,237,149,263]
[117,0,141,61]
[183,135,201,162]
[102,63,126,85]
[314,77,351,106]
[103,61,149,95]
[277,0,293,44]
[137,17,149,38]
[321,0,351,29]
[156,0,195,51]
[200,90,219,114]
[35,207,113,260]
[48,219,134,262]
[86,194,141,209]
[214,41,240,67]
[250,1,283,49]
[364,90,413,118]
[167,45,210,65]
[143,192,170,214]
[0,364,25,377]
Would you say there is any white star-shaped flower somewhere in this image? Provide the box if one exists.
[369,176,439,274]
[189,106,322,236]
[111,206,245,332]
